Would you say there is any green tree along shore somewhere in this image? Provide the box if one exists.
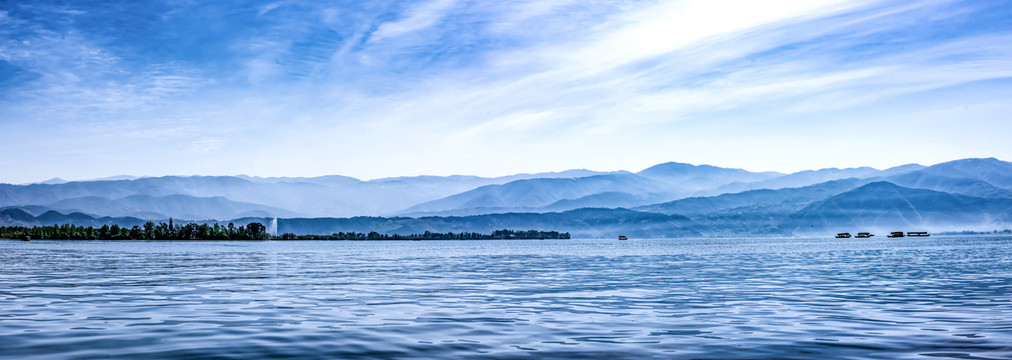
[2,220,269,240]
[0,221,570,240]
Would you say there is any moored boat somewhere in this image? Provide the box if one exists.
[835,233,852,238]
[855,232,874,238]
[907,231,929,237]
[887,231,905,238]
[618,235,628,240]
[20,235,31,242]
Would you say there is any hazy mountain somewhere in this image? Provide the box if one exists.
[635,178,868,216]
[637,162,782,191]
[876,164,927,177]
[89,175,141,181]
[0,205,61,217]
[399,174,670,214]
[46,194,300,220]
[0,176,256,206]
[4,158,1012,235]
[792,181,1012,235]
[400,164,782,215]
[918,158,1012,190]
[6,181,1012,237]
[327,170,628,215]
[395,206,544,218]
[237,174,362,186]
[885,172,1012,199]
[398,191,672,217]
[0,169,632,219]
[881,158,1012,197]
[35,177,68,185]
[0,175,489,218]
[626,178,874,236]
[0,208,147,228]
[711,165,920,194]
[0,208,38,226]
[237,169,615,186]
[507,169,630,180]
[541,192,671,212]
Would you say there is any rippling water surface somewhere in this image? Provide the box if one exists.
[2,237,1011,359]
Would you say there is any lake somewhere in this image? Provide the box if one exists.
[1,237,1010,359]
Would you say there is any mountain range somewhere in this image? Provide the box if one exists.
[3,157,1012,237]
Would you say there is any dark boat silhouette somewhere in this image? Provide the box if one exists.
[907,231,929,237]
[835,233,851,238]
[21,235,31,242]
[887,232,905,238]
[618,235,628,240]
[855,232,874,238]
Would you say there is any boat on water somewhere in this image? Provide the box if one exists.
[907,231,930,237]
[21,235,31,242]
[855,232,874,238]
[618,235,628,240]
[835,233,852,238]
[887,231,905,238]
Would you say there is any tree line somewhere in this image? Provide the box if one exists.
[1,219,268,240]
[1,221,569,241]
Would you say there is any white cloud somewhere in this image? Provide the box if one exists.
[3,0,1011,183]
[258,1,286,16]
[369,0,462,42]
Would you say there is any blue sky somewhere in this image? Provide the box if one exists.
[1,0,1010,183]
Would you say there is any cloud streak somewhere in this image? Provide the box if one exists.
[369,0,461,42]
[1,0,1011,183]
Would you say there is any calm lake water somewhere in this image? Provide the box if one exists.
[1,237,1011,359]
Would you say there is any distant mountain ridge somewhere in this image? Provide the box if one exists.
[792,181,1012,235]
[399,163,782,216]
[45,194,300,220]
[4,157,1012,237]
[3,169,627,219]
[1,208,148,228]
[634,178,869,216]
[710,164,923,195]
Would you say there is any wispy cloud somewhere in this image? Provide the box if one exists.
[369,0,462,42]
[1,0,1011,182]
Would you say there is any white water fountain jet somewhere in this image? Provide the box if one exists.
[268,217,278,237]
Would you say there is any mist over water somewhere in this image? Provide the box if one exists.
[2,237,1010,359]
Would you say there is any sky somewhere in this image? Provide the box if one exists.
[1,0,1011,183]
